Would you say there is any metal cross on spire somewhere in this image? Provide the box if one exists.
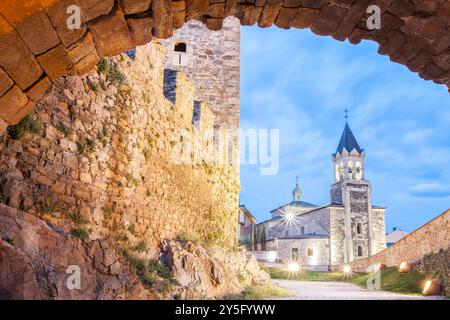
[345,108,349,122]
[296,175,299,185]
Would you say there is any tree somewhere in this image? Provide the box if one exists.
[261,225,267,251]
[253,225,257,251]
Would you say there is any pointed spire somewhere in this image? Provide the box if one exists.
[334,123,364,156]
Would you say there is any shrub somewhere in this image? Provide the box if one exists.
[87,79,99,92]
[55,122,72,137]
[107,62,126,86]
[142,148,151,160]
[176,231,198,242]
[132,240,147,252]
[128,224,137,236]
[71,227,90,239]
[77,138,96,155]
[97,58,108,73]
[69,212,87,225]
[7,115,43,140]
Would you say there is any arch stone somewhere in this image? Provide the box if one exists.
[0,0,450,130]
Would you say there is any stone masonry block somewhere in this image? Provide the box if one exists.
[292,7,319,29]
[258,3,282,28]
[236,4,262,26]
[121,0,152,15]
[0,85,30,125]
[36,45,74,80]
[25,77,52,102]
[0,16,43,90]
[88,5,133,57]
[13,8,61,55]
[275,7,297,29]
[78,0,115,21]
[185,0,209,21]
[0,67,14,97]
[311,4,347,36]
[127,18,154,47]
[68,32,100,75]
[152,0,174,38]
[45,0,88,47]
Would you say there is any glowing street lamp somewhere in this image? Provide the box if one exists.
[287,263,300,272]
[423,280,442,296]
[343,265,351,274]
[399,261,412,273]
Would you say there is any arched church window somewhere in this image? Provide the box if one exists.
[335,164,340,182]
[348,161,354,179]
[356,223,362,235]
[357,245,363,257]
[339,162,344,180]
[355,162,362,180]
[174,42,187,53]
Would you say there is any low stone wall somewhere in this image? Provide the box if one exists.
[350,209,450,294]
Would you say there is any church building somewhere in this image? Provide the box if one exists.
[255,123,387,271]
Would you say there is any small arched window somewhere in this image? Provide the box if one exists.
[356,223,362,235]
[357,245,363,257]
[339,162,344,180]
[355,162,362,180]
[307,248,314,257]
[174,42,187,53]
[348,161,354,179]
[335,164,340,182]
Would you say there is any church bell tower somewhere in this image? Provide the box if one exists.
[331,121,375,264]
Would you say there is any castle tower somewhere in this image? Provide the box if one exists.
[331,122,375,263]
[162,17,240,131]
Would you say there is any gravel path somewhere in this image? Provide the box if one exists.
[272,279,444,300]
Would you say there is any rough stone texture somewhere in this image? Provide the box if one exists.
[0,16,43,90]
[0,42,239,250]
[0,41,269,299]
[162,17,240,130]
[350,210,450,294]
[88,4,132,57]
[0,203,147,300]
[162,240,269,299]
[0,203,268,300]
[413,247,450,296]
[1,0,450,127]
[0,86,30,125]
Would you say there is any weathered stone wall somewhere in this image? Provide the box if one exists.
[350,209,450,293]
[162,17,240,130]
[0,41,239,254]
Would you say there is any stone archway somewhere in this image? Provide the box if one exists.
[1,0,449,133]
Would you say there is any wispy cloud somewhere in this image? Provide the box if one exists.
[409,183,450,198]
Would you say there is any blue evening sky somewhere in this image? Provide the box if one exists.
[239,26,450,233]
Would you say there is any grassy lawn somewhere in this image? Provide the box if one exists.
[267,267,426,295]
[224,284,291,300]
